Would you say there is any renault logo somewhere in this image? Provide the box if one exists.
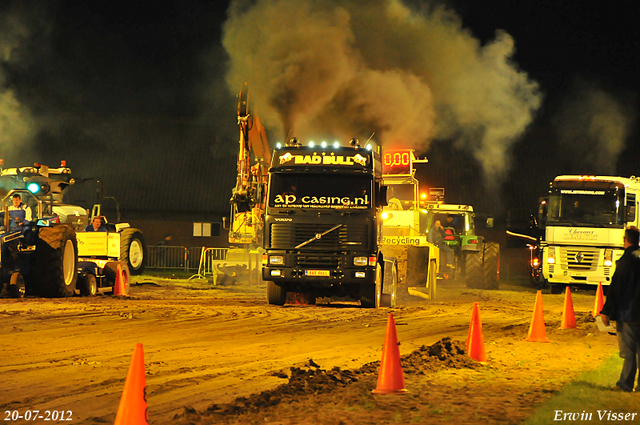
[575,252,584,263]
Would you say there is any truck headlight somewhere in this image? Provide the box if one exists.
[353,256,368,266]
[269,255,284,265]
[604,249,612,267]
[547,247,555,264]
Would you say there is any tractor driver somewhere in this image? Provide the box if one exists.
[445,215,461,233]
[8,194,32,230]
[428,219,454,268]
[86,216,107,232]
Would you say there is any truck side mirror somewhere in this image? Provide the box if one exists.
[626,202,636,222]
[378,185,388,207]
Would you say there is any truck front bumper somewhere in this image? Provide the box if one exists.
[262,266,376,286]
[544,266,612,286]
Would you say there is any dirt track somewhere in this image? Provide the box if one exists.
[1,277,620,424]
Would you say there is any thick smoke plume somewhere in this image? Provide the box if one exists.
[553,78,636,175]
[222,0,542,187]
[0,4,37,160]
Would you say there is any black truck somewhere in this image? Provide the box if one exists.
[262,139,389,307]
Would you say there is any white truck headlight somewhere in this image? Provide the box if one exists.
[269,255,284,265]
[353,256,368,266]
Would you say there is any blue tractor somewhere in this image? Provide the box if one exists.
[0,187,78,298]
[0,163,133,298]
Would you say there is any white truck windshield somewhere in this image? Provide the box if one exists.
[547,188,624,227]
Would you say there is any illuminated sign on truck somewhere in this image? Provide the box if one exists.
[278,152,368,166]
[382,149,413,174]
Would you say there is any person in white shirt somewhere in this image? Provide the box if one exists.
[8,193,32,230]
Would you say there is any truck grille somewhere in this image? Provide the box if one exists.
[296,253,341,267]
[561,248,599,271]
[270,223,369,250]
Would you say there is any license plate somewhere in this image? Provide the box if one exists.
[305,270,330,277]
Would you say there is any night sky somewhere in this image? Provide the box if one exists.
[0,0,637,220]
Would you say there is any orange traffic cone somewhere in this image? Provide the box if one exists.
[114,264,126,296]
[114,343,148,425]
[592,283,604,318]
[466,303,487,363]
[372,313,408,394]
[525,291,550,343]
[561,286,577,329]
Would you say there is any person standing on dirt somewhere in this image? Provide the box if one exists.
[8,193,32,230]
[428,219,454,268]
[86,216,107,232]
[600,226,640,392]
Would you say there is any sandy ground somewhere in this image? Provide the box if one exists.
[0,277,620,424]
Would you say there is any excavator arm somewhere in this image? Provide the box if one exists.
[229,82,271,247]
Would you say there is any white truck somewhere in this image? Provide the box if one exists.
[541,175,640,293]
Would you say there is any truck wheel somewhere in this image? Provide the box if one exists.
[482,242,500,289]
[8,272,25,298]
[104,261,130,295]
[120,228,146,276]
[464,251,483,288]
[267,281,286,305]
[361,261,383,308]
[37,225,78,297]
[79,274,97,296]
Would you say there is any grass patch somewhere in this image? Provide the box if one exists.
[525,354,639,424]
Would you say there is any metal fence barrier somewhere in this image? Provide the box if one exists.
[147,246,228,272]
[189,247,262,285]
[147,246,263,285]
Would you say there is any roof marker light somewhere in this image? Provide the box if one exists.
[333,142,340,148]
[321,141,327,148]
[366,144,372,150]
[309,141,315,147]
[276,142,282,148]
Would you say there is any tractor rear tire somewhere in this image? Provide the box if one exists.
[37,225,78,297]
[464,251,483,288]
[120,228,146,276]
[482,242,500,289]
[267,281,286,305]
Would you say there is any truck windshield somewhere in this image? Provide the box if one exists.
[386,184,415,210]
[268,173,371,210]
[547,188,624,228]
